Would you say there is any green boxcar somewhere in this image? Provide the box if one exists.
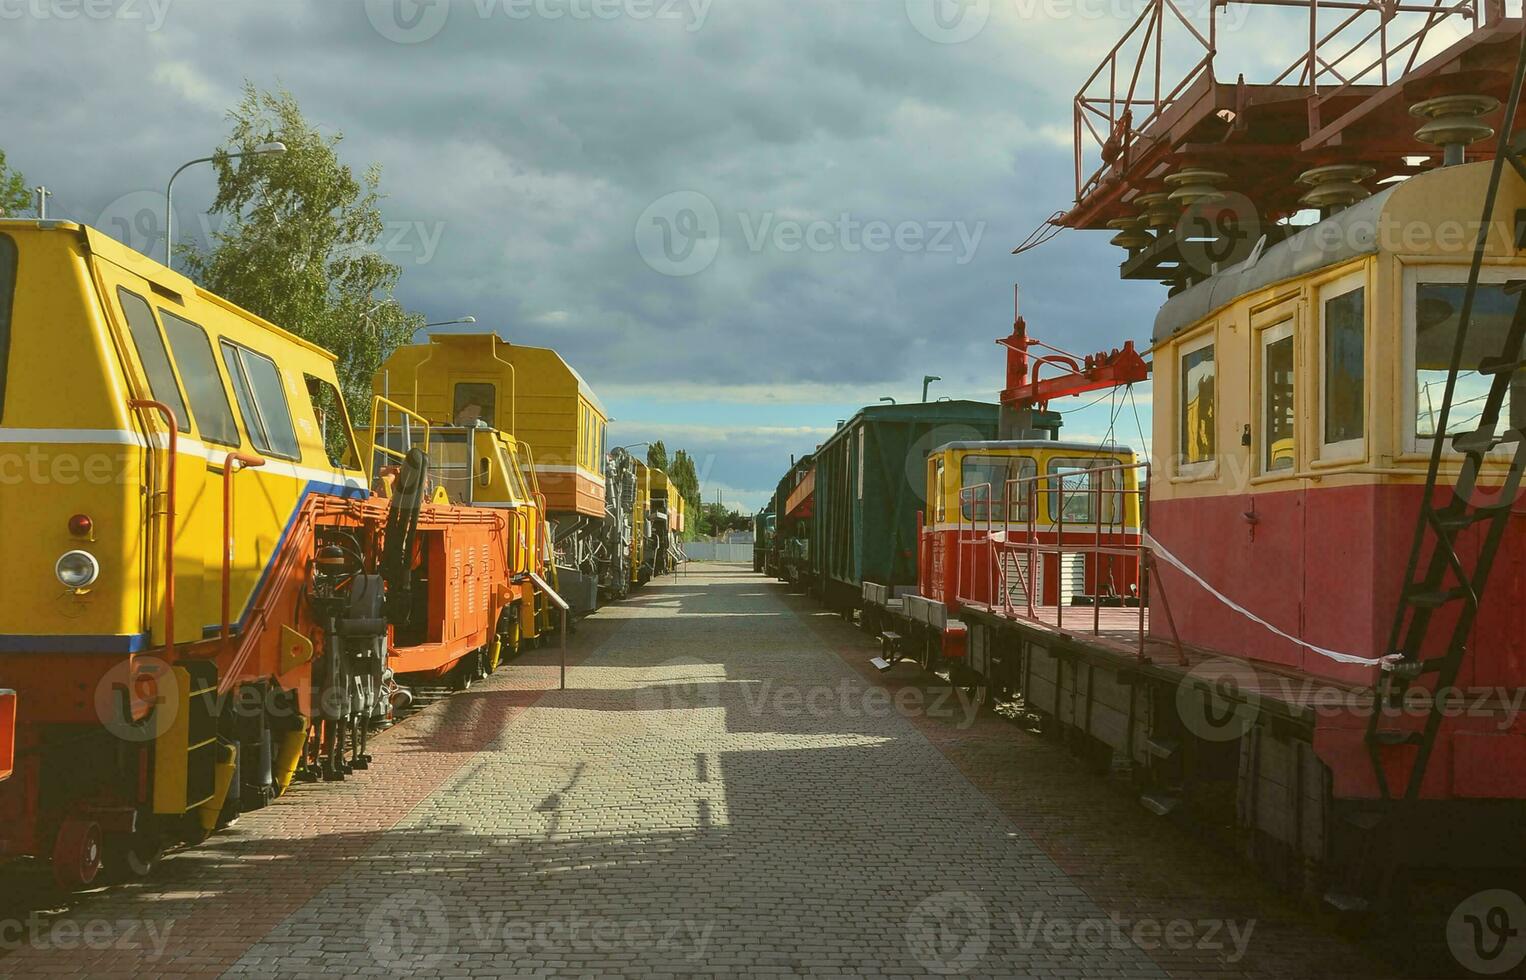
[752,503,775,573]
[809,401,999,610]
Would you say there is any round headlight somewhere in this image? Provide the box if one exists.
[56,550,100,589]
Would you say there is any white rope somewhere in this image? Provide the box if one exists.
[1142,531,1398,668]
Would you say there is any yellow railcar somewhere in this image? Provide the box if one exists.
[375,333,612,611]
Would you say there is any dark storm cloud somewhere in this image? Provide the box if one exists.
[2,0,1163,399]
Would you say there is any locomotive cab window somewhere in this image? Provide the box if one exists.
[1408,268,1523,449]
[221,341,300,459]
[453,382,495,427]
[1260,320,1295,474]
[305,375,360,470]
[160,310,241,448]
[1320,276,1365,459]
[117,288,189,433]
[0,233,15,423]
[1178,334,1216,472]
[960,454,1036,521]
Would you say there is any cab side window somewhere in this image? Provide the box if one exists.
[222,341,299,459]
[305,375,361,470]
[117,288,189,433]
[160,310,240,447]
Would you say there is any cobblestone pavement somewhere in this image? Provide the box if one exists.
[0,565,1462,978]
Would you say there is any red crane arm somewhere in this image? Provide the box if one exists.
[997,315,1149,411]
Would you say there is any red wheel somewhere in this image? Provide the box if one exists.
[51,817,104,891]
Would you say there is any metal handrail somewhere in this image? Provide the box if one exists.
[129,399,179,658]
[367,394,432,485]
[954,461,1151,647]
[527,571,571,691]
[1073,0,1487,201]
[220,451,267,649]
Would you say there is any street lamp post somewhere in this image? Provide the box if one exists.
[922,375,942,402]
[424,316,477,329]
[165,142,286,269]
[879,396,896,405]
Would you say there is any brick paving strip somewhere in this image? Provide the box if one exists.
[780,581,1414,980]
[225,567,1168,978]
[0,630,617,979]
[0,565,1425,978]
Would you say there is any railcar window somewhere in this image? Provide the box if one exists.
[117,288,189,433]
[1414,282,1521,440]
[453,382,495,427]
[1179,341,1215,466]
[304,375,360,470]
[0,234,15,422]
[1262,322,1295,472]
[159,311,239,447]
[1046,458,1122,525]
[221,344,269,449]
[1323,287,1365,447]
[221,342,299,459]
[960,454,1036,522]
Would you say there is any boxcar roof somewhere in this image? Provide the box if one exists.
[816,399,999,449]
[937,439,1133,455]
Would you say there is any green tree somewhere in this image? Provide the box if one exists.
[181,83,421,420]
[646,440,669,473]
[669,449,702,538]
[0,150,30,217]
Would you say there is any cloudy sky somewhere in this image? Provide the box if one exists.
[5,0,1494,509]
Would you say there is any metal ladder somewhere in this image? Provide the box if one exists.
[1366,30,1526,809]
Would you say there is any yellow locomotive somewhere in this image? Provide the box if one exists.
[0,219,545,888]
[378,333,687,607]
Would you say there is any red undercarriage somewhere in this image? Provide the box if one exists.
[1151,484,1526,800]
[0,494,528,861]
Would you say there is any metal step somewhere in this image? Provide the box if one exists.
[1323,891,1371,914]
[1144,736,1180,760]
[1138,792,1180,816]
[1403,584,1473,609]
[1478,353,1526,376]
[870,657,893,672]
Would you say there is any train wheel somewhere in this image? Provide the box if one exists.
[952,667,990,715]
[51,817,104,891]
[105,811,162,881]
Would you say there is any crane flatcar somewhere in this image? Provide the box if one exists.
[0,219,544,889]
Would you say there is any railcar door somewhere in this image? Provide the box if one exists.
[87,253,227,652]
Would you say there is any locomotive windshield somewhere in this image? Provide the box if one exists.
[959,454,1035,522]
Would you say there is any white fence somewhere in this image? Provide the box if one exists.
[682,542,755,562]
